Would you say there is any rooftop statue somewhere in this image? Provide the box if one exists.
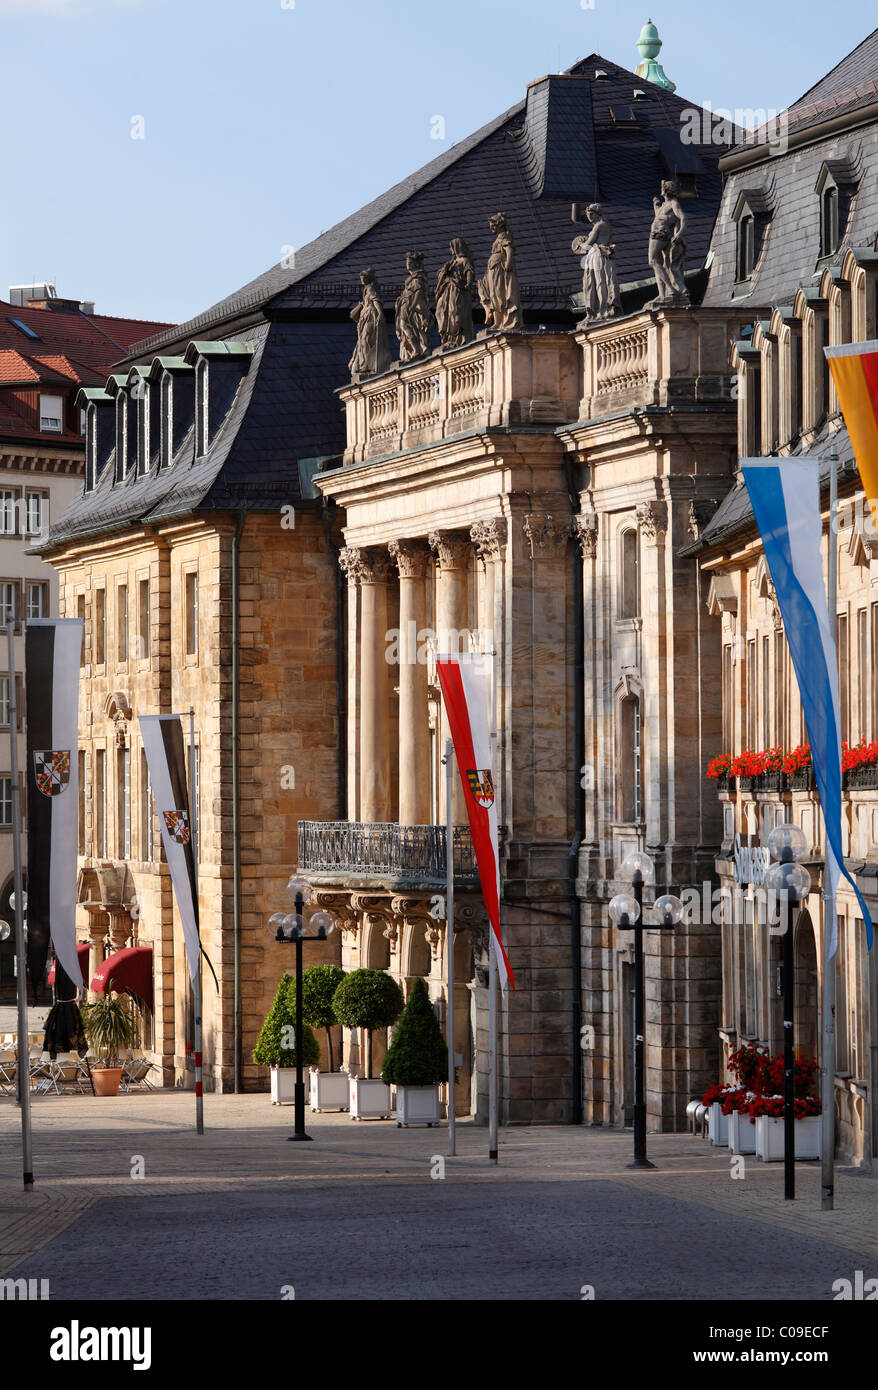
[395,251,432,362]
[478,212,524,332]
[349,268,392,380]
[571,203,621,323]
[436,238,476,350]
[646,180,690,308]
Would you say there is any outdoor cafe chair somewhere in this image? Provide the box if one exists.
[122,1057,154,1092]
[0,1049,16,1096]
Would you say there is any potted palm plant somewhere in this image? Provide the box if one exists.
[82,991,138,1097]
[381,977,448,1126]
[253,973,321,1104]
[302,964,349,1112]
[332,968,404,1119]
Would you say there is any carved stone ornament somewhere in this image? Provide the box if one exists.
[687,498,718,541]
[477,212,524,332]
[395,251,432,362]
[522,514,572,557]
[636,500,667,543]
[469,518,507,564]
[105,691,132,748]
[388,538,431,579]
[645,180,690,309]
[310,890,358,937]
[571,203,621,323]
[349,268,392,381]
[338,545,395,585]
[573,511,598,558]
[428,530,471,571]
[436,238,476,350]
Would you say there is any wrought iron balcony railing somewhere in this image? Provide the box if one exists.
[298,821,477,885]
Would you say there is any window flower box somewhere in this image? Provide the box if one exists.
[755,1115,821,1161]
[845,762,878,791]
[789,767,815,791]
[736,776,755,794]
[759,770,786,793]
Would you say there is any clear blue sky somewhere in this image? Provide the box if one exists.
[2,0,875,326]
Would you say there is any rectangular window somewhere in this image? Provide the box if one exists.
[774,631,786,751]
[95,749,106,857]
[25,582,46,620]
[117,746,131,859]
[78,750,86,855]
[140,749,152,861]
[77,594,85,667]
[25,493,45,536]
[835,918,849,1072]
[95,589,106,665]
[0,492,16,535]
[138,578,150,659]
[762,634,770,746]
[838,613,849,746]
[117,584,128,662]
[39,393,63,433]
[185,572,198,656]
[723,644,734,753]
[858,609,868,741]
[0,675,8,727]
[0,776,12,828]
[746,640,757,750]
[0,583,17,627]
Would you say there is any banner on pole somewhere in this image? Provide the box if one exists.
[825,340,878,520]
[139,715,204,984]
[436,652,514,991]
[741,458,873,954]
[25,619,83,991]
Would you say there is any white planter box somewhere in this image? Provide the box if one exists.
[395,1084,441,1127]
[755,1114,821,1161]
[309,1069,349,1112]
[270,1067,298,1105]
[728,1110,757,1155]
[349,1076,393,1120]
[708,1102,729,1145]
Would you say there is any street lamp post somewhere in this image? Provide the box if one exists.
[764,824,811,1202]
[609,852,684,1170]
[268,875,336,1143]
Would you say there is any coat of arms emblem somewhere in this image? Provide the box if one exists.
[33,749,71,797]
[466,768,495,808]
[163,810,190,844]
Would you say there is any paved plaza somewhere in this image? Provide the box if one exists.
[1,1090,877,1301]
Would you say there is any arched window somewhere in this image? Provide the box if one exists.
[619,529,639,619]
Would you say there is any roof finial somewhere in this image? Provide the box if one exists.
[635,19,676,93]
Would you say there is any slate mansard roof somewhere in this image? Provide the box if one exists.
[45,50,729,551]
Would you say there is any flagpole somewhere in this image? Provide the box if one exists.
[821,450,839,1210]
[7,619,32,1188]
[445,737,456,1157]
[487,642,498,1164]
[189,707,203,1136]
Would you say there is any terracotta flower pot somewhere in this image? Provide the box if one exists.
[92,1066,123,1097]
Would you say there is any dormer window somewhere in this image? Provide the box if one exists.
[39,393,63,433]
[161,374,173,470]
[194,359,208,458]
[732,188,773,292]
[115,391,135,483]
[815,158,858,266]
[135,380,150,478]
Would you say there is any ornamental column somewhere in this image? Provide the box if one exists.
[429,529,471,825]
[340,546,395,824]
[389,539,431,826]
[471,518,507,823]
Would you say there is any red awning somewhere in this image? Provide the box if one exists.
[91,947,154,1012]
[48,943,90,987]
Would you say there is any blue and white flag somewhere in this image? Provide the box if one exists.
[742,458,873,954]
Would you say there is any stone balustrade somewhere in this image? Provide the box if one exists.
[339,330,580,465]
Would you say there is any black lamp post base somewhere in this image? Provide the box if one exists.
[287,1133,313,1142]
[626,1157,656,1170]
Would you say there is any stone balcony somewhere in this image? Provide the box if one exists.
[338,330,580,466]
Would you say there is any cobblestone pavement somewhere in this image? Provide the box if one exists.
[1,1091,876,1300]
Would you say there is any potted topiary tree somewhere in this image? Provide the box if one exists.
[301,963,349,1112]
[253,973,321,1105]
[332,968,404,1119]
[82,991,138,1096]
[381,977,448,1126]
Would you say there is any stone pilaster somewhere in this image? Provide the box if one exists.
[389,539,431,826]
[429,530,471,824]
[341,546,395,824]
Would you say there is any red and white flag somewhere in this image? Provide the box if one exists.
[436,652,514,992]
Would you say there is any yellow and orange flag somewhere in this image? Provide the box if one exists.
[826,341,878,517]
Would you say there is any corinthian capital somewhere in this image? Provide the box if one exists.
[573,511,598,559]
[522,513,572,557]
[636,501,667,544]
[388,538,431,579]
[469,518,507,564]
[428,530,471,571]
[338,545,394,584]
